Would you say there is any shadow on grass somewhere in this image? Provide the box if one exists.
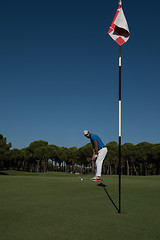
[97,183,119,212]
[0,172,8,175]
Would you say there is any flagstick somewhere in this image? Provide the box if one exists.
[118,0,122,215]
[118,45,122,213]
[108,0,130,214]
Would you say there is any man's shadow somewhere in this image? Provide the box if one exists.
[97,183,119,212]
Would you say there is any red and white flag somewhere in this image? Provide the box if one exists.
[108,4,130,46]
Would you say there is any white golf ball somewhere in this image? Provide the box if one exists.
[81,178,83,181]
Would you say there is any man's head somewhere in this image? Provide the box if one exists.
[83,130,91,138]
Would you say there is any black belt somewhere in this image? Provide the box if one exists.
[99,147,106,150]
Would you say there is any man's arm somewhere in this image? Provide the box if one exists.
[92,140,98,161]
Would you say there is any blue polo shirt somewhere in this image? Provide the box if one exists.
[90,133,105,150]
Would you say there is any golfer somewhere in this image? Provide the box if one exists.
[83,130,107,181]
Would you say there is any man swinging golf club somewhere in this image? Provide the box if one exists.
[83,130,108,181]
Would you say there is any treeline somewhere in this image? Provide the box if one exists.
[0,134,160,175]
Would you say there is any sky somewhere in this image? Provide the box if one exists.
[0,0,160,149]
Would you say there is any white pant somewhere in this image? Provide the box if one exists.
[96,147,108,177]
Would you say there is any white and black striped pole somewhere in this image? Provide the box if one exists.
[118,44,122,213]
[108,0,130,214]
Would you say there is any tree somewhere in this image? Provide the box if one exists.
[47,145,58,171]
[136,142,153,176]
[0,134,12,170]
[78,143,92,174]
[10,148,24,170]
[105,142,118,175]
[27,140,48,172]
[34,145,52,172]
[150,144,160,175]
[1,132,160,176]
[121,143,138,175]
[68,147,78,173]
[56,147,70,172]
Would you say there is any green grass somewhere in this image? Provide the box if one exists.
[0,171,160,240]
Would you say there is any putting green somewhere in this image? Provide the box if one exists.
[0,171,160,240]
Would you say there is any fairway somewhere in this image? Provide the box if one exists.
[0,172,160,240]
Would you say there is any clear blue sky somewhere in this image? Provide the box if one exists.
[0,0,160,149]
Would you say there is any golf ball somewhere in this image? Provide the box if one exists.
[81,178,83,181]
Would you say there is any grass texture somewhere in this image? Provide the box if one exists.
[0,171,160,240]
